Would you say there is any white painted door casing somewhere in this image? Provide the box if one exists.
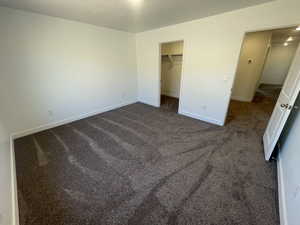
[263,44,300,161]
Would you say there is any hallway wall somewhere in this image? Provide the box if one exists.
[260,43,299,85]
[231,31,272,102]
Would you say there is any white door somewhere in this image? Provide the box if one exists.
[263,44,300,161]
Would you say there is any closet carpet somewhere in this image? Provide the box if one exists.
[15,98,278,225]
[160,95,179,112]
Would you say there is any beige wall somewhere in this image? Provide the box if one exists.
[231,31,272,102]
[136,0,300,126]
[260,43,299,85]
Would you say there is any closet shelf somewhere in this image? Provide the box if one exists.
[162,54,183,65]
[162,54,183,57]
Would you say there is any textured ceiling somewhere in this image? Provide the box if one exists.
[0,0,274,33]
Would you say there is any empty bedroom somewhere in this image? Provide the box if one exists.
[0,0,300,225]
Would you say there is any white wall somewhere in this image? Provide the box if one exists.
[278,93,300,225]
[231,31,272,102]
[1,1,300,225]
[0,7,137,137]
[0,120,12,225]
[136,0,300,125]
[0,6,137,225]
[161,41,183,98]
[260,43,298,85]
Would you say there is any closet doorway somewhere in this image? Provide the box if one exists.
[159,40,184,113]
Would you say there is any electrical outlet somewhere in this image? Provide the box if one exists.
[223,75,230,82]
[48,110,54,117]
[294,185,300,199]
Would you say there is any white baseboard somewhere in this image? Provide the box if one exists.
[11,100,137,139]
[9,99,137,225]
[138,98,160,108]
[277,155,288,225]
[231,95,252,102]
[178,110,223,126]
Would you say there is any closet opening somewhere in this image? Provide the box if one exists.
[159,40,184,113]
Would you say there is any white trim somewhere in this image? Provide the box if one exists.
[11,100,137,139]
[231,95,252,102]
[179,109,224,126]
[10,136,19,225]
[138,98,160,108]
[277,155,288,225]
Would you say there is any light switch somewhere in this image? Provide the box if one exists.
[224,75,230,82]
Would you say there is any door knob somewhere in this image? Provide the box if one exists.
[280,104,288,108]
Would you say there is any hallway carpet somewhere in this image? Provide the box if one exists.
[15,98,279,225]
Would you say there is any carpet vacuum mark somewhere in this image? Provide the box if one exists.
[15,100,279,225]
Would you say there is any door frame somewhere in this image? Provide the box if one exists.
[224,23,300,125]
[253,43,272,100]
[263,42,300,160]
[158,39,185,112]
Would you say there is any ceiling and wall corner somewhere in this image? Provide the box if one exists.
[260,43,299,85]
[0,0,274,33]
[271,27,300,45]
[232,26,300,100]
[259,27,300,85]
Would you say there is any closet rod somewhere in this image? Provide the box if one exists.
[162,54,183,57]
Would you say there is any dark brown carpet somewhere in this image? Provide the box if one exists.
[15,97,279,225]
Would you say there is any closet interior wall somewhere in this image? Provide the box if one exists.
[161,41,183,98]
